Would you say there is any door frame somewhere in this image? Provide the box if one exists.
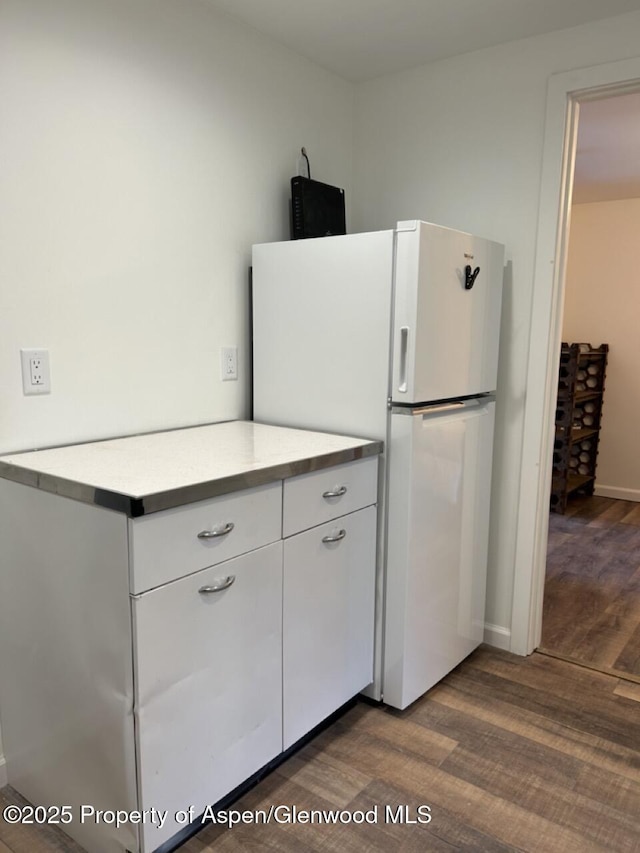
[510,56,640,656]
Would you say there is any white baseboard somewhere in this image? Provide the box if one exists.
[483,622,512,651]
[0,754,7,789]
[594,485,640,503]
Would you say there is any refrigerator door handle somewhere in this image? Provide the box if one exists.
[416,402,465,416]
[398,326,409,393]
[391,395,494,416]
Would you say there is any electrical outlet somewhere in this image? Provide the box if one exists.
[221,346,238,381]
[20,349,51,395]
[30,357,44,385]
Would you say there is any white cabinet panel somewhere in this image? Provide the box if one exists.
[283,456,378,537]
[283,507,376,750]
[133,542,283,851]
[130,481,282,593]
[0,481,138,853]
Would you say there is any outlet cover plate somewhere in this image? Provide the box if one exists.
[20,348,51,395]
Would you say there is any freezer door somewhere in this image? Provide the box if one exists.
[392,221,504,404]
[383,399,495,710]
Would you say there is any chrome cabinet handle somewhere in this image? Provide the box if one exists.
[197,522,234,540]
[322,529,346,544]
[199,575,235,594]
[322,486,347,499]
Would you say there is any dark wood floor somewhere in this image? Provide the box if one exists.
[3,646,640,852]
[541,495,640,678]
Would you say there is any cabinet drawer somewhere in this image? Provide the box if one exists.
[283,456,378,537]
[133,541,283,852]
[129,481,282,593]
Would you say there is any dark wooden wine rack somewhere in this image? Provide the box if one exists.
[550,342,608,514]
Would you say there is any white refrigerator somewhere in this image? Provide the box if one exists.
[252,220,504,709]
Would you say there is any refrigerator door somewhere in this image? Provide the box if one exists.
[383,399,495,710]
[392,221,504,404]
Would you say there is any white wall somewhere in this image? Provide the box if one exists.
[0,0,354,780]
[0,0,354,455]
[563,199,640,501]
[352,11,640,641]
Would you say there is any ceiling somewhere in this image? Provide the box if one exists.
[203,0,640,82]
[574,93,640,204]
[202,0,640,203]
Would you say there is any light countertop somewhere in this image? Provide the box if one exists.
[0,421,382,516]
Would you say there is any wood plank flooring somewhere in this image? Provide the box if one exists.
[2,647,640,852]
[541,495,640,677]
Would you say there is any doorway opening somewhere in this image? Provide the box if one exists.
[537,91,640,679]
[511,56,640,666]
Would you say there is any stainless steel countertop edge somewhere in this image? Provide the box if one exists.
[0,442,383,517]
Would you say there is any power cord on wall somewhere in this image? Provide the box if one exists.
[300,147,311,179]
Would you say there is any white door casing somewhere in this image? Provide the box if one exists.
[512,56,640,657]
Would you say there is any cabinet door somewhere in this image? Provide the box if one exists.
[133,542,283,852]
[283,506,376,750]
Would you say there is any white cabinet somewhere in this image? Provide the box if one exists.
[133,542,283,851]
[283,506,376,749]
[0,434,379,853]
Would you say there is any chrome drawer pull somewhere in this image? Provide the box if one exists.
[197,522,234,540]
[199,575,235,594]
[322,486,347,499]
[322,529,346,544]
